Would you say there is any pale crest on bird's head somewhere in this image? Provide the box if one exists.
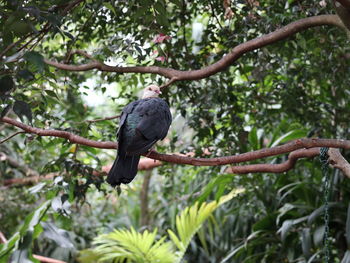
[142,85,162,99]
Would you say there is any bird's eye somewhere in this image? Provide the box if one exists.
[148,88,152,90]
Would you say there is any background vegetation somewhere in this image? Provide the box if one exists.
[1,0,350,262]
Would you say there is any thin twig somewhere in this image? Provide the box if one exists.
[0,131,26,144]
[86,115,120,123]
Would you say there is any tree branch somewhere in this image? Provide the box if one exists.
[0,131,26,144]
[328,148,350,178]
[4,147,350,187]
[2,117,350,168]
[226,148,320,174]
[336,0,350,10]
[44,15,343,83]
[0,117,116,149]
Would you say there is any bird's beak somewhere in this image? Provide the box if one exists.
[156,90,162,94]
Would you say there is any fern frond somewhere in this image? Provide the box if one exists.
[92,227,176,263]
[171,188,245,261]
[80,188,245,263]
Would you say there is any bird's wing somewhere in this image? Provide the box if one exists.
[117,100,140,137]
[126,98,171,155]
[136,98,172,140]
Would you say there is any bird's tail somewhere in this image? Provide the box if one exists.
[107,154,140,186]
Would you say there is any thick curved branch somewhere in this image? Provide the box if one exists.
[0,117,116,149]
[45,15,343,83]
[226,148,320,174]
[4,148,350,186]
[2,117,350,167]
[328,148,350,178]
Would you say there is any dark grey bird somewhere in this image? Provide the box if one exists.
[107,85,172,186]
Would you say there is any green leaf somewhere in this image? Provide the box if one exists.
[169,0,182,7]
[0,75,15,95]
[0,232,20,259]
[196,174,235,204]
[301,228,312,259]
[24,51,45,72]
[154,2,169,27]
[253,213,277,232]
[13,100,32,124]
[16,69,35,81]
[41,222,74,248]
[20,200,51,236]
[103,2,117,16]
[269,129,307,148]
[307,202,339,225]
[277,216,308,241]
[28,182,46,194]
[45,90,60,100]
[248,127,259,150]
[9,21,33,36]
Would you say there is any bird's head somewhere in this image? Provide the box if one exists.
[142,85,162,99]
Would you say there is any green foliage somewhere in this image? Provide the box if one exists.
[1,0,350,262]
[81,189,242,263]
[0,200,50,262]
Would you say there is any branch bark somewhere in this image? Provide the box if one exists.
[0,117,116,149]
[3,147,350,187]
[2,116,350,167]
[328,148,350,178]
[44,15,343,84]
[336,0,350,10]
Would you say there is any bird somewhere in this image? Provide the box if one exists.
[107,85,172,186]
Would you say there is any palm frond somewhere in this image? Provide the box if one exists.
[80,188,244,263]
[93,228,176,263]
[169,188,245,261]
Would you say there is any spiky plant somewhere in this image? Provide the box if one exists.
[78,189,244,263]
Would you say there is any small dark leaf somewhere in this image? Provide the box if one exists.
[21,6,41,18]
[1,103,13,118]
[63,31,75,40]
[9,21,33,36]
[45,90,59,100]
[13,100,32,124]
[43,14,62,26]
[17,69,35,81]
[24,51,45,72]
[0,75,15,95]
